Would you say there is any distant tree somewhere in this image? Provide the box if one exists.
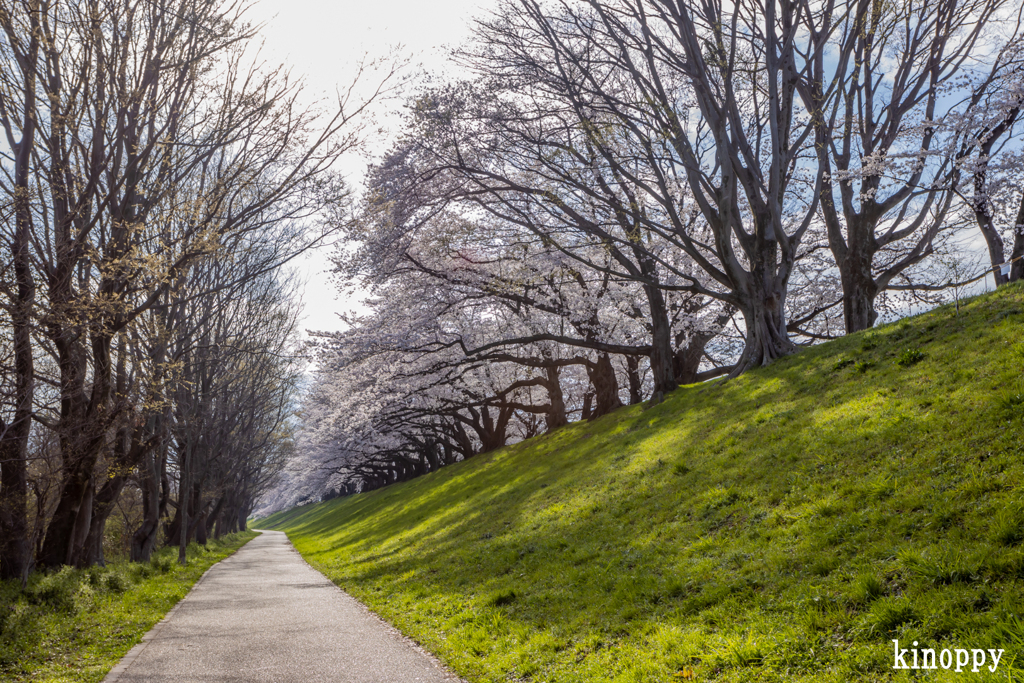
[798,0,1022,330]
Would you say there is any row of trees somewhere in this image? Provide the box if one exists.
[260,0,1024,513]
[0,0,381,578]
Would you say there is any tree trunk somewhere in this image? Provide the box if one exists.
[645,285,678,394]
[0,416,31,582]
[734,285,797,374]
[625,355,643,404]
[0,0,39,585]
[840,249,880,333]
[193,510,208,546]
[1010,193,1024,283]
[674,330,715,386]
[580,392,594,420]
[77,474,126,567]
[39,327,115,568]
[543,366,568,432]
[178,444,190,565]
[585,354,623,419]
[204,496,224,540]
[131,447,162,562]
[974,188,1010,287]
[69,478,95,567]
[39,449,101,568]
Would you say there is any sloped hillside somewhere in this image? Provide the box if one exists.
[261,284,1024,682]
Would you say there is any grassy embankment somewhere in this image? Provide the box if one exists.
[261,283,1024,682]
[0,531,256,682]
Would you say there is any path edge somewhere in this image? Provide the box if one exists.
[102,530,263,683]
[273,529,468,683]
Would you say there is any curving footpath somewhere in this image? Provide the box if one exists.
[105,530,462,683]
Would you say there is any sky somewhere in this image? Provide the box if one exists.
[246,0,491,335]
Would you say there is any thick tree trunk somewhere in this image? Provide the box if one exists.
[673,332,712,386]
[69,478,95,567]
[76,474,125,567]
[543,366,568,432]
[40,330,115,568]
[476,405,512,453]
[734,286,797,375]
[39,447,101,568]
[425,441,442,471]
[585,354,622,419]
[645,285,678,395]
[0,417,31,582]
[840,250,880,333]
[204,496,224,539]
[974,198,1010,287]
[1011,231,1024,283]
[214,506,228,540]
[819,176,882,333]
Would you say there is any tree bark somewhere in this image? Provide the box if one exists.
[645,285,678,395]
[0,0,40,582]
[131,447,162,562]
[1009,192,1024,283]
[580,392,594,420]
[673,333,711,386]
[77,474,126,567]
[625,355,644,404]
[543,366,568,432]
[585,354,623,419]
[734,285,797,374]
[836,225,881,332]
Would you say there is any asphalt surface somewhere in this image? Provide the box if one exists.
[105,530,462,683]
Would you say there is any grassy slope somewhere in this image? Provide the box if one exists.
[0,531,257,682]
[261,284,1024,683]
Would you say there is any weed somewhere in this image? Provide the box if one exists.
[150,555,174,574]
[29,567,78,614]
[991,506,1024,546]
[487,589,517,607]
[902,550,980,586]
[809,556,840,576]
[895,347,925,367]
[995,379,1024,417]
[849,573,884,604]
[862,598,917,636]
[104,572,129,594]
[833,358,855,371]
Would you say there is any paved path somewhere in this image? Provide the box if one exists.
[105,530,462,683]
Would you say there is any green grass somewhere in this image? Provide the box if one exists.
[0,531,256,682]
[260,284,1024,683]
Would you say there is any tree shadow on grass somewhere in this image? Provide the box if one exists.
[265,285,1024,682]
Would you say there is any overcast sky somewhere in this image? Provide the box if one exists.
[247,0,490,334]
